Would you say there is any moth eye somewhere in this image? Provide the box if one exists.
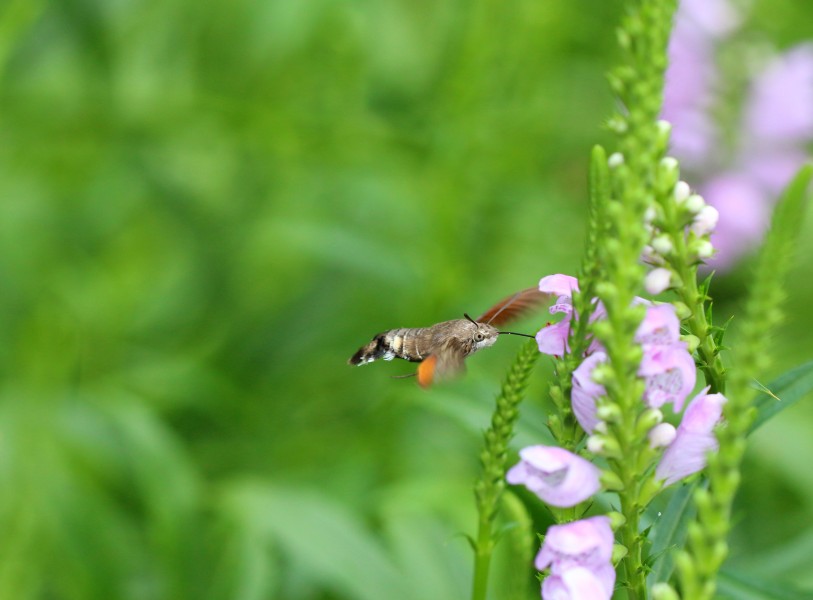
[475,332,485,341]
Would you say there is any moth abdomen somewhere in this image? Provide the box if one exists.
[348,328,424,365]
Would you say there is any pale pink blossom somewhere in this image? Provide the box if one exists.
[541,565,616,600]
[656,388,727,485]
[639,343,697,412]
[507,446,601,508]
[536,516,614,571]
[571,352,607,434]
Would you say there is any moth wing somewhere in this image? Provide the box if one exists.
[416,341,467,388]
[477,287,550,327]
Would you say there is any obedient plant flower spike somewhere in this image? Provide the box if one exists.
[471,340,540,600]
[596,1,678,598]
[675,166,813,599]
[650,157,727,393]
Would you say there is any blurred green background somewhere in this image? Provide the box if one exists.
[1,0,812,598]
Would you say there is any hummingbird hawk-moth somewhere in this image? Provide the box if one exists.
[348,288,548,387]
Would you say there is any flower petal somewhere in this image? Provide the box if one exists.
[639,343,697,411]
[507,446,601,508]
[542,565,615,600]
[635,304,681,347]
[539,274,580,297]
[535,516,614,572]
[571,352,607,433]
[536,320,571,356]
[656,389,727,485]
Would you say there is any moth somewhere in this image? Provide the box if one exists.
[348,288,548,387]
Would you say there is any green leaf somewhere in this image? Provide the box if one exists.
[749,360,813,434]
[646,482,698,587]
[717,568,812,600]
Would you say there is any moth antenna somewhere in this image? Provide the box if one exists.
[485,291,523,325]
[463,313,478,325]
[498,331,535,338]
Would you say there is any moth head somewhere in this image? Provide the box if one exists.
[463,313,500,350]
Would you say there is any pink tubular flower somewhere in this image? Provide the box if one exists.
[506,446,601,508]
[542,565,616,600]
[745,44,813,145]
[639,343,697,412]
[537,320,571,356]
[539,274,580,297]
[635,304,681,347]
[536,516,616,600]
[571,352,607,434]
[536,274,580,356]
[656,388,727,485]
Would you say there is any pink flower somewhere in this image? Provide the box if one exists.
[656,388,727,485]
[536,274,580,356]
[645,268,672,295]
[701,174,770,267]
[639,343,697,412]
[541,565,616,600]
[506,446,601,508]
[539,274,580,298]
[536,516,616,600]
[537,320,571,356]
[745,44,813,145]
[571,352,607,434]
[635,304,681,347]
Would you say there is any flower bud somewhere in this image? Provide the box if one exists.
[596,403,621,423]
[656,119,672,138]
[637,407,664,430]
[652,583,680,600]
[645,267,672,295]
[658,157,680,190]
[672,301,692,320]
[685,193,705,214]
[599,470,625,491]
[680,334,700,353]
[608,152,625,168]
[648,423,677,448]
[691,205,720,236]
[607,511,626,530]
[644,206,658,224]
[591,363,614,385]
[612,543,629,564]
[673,180,691,203]
[695,240,715,259]
[587,434,621,458]
[651,234,673,256]
[608,117,628,134]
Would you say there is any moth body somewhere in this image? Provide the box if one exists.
[348,320,499,367]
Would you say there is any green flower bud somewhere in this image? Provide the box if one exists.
[652,583,680,600]
[600,470,625,491]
